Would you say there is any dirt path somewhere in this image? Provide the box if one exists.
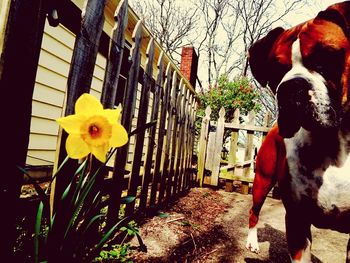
[130,188,348,262]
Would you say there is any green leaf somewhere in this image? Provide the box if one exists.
[63,174,97,239]
[120,196,136,204]
[95,216,132,250]
[34,201,44,263]
[61,182,72,201]
[79,214,105,239]
[52,155,69,181]
[157,212,169,218]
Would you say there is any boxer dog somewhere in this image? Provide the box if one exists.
[245,1,350,262]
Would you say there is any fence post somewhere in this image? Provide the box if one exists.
[125,37,155,215]
[189,98,197,188]
[197,106,211,187]
[149,63,172,207]
[101,0,128,108]
[106,20,142,227]
[210,107,225,186]
[166,79,183,201]
[172,83,186,196]
[177,88,190,192]
[53,0,108,211]
[0,0,48,258]
[241,111,255,194]
[139,51,164,213]
[158,71,177,204]
[224,109,240,191]
[262,112,272,141]
[228,108,240,166]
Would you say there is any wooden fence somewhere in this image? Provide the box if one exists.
[0,0,197,234]
[197,106,271,193]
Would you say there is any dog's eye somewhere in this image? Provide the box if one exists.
[304,48,344,81]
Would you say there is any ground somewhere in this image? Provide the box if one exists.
[130,187,349,262]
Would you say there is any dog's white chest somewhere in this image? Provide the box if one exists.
[285,130,350,213]
[317,158,350,213]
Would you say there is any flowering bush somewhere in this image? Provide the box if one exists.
[21,93,142,262]
[197,75,260,122]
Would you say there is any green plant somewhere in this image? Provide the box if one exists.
[94,221,142,263]
[181,220,200,230]
[196,75,261,140]
[197,75,260,121]
[95,243,132,262]
[19,94,143,263]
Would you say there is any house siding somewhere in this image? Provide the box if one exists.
[26,20,107,166]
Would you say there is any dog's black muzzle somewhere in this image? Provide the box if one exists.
[276,77,312,138]
[277,77,340,138]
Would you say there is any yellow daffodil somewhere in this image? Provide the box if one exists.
[56,93,128,162]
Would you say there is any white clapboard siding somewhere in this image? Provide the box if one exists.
[26,20,106,166]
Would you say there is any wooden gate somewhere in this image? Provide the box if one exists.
[197,106,271,193]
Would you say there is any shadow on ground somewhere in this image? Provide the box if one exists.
[131,188,348,262]
[244,224,322,263]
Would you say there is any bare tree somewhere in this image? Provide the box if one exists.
[194,0,230,85]
[129,0,199,64]
[238,0,305,76]
[129,0,306,118]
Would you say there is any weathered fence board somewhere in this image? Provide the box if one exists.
[138,51,164,212]
[54,0,108,209]
[149,63,172,207]
[228,109,240,166]
[210,107,225,186]
[101,0,128,108]
[177,88,190,192]
[186,96,197,189]
[197,106,211,187]
[125,38,155,215]
[158,71,178,203]
[166,79,184,200]
[0,0,48,257]
[106,20,142,226]
[172,83,185,197]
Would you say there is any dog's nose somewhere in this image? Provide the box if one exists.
[277,77,311,106]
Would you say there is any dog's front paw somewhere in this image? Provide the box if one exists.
[246,227,259,253]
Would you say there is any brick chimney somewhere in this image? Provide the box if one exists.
[180,46,198,88]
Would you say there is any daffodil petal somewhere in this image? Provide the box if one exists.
[90,143,109,162]
[102,108,122,124]
[110,123,128,147]
[57,115,86,134]
[66,134,90,159]
[75,93,103,116]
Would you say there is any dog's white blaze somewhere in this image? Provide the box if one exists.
[277,39,332,127]
[246,227,259,253]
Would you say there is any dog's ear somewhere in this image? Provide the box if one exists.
[248,27,284,87]
[316,2,350,41]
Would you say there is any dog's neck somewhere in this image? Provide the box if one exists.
[285,127,350,171]
[285,103,350,170]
